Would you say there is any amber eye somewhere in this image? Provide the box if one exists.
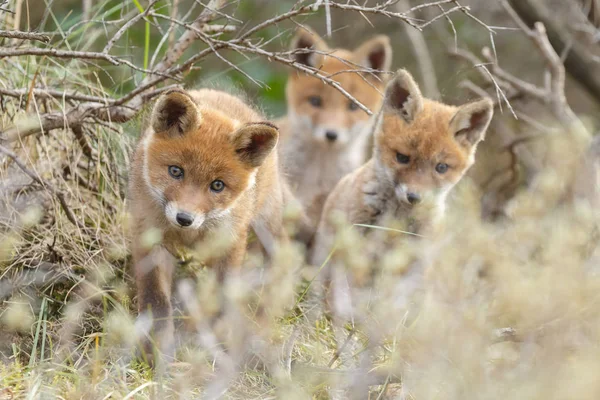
[348,101,359,111]
[435,163,449,174]
[396,153,410,164]
[168,165,183,179]
[210,179,225,193]
[308,95,322,107]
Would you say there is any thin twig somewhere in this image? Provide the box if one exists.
[0,30,50,43]
[0,48,122,64]
[0,88,111,104]
[500,0,585,129]
[103,0,161,54]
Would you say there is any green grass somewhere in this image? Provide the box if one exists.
[132,0,151,74]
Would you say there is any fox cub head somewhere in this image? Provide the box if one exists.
[286,26,392,147]
[374,69,493,207]
[143,90,278,229]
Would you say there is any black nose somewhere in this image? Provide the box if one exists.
[176,212,194,227]
[325,131,338,142]
[406,192,421,205]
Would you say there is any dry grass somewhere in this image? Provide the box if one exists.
[1,1,600,399]
[2,103,599,399]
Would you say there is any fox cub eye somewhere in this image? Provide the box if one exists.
[348,101,359,111]
[308,95,322,108]
[396,153,410,164]
[210,180,225,193]
[435,163,449,174]
[168,165,183,179]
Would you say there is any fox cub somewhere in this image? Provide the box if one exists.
[128,88,289,359]
[312,69,494,264]
[278,26,392,229]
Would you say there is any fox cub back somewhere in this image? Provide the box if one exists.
[278,26,392,229]
[312,69,494,265]
[128,88,288,362]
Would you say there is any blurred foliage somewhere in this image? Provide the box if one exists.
[1,0,600,398]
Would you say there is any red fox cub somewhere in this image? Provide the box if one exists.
[128,88,288,359]
[278,26,392,230]
[312,69,494,264]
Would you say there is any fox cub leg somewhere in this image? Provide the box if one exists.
[133,244,176,364]
[212,230,249,282]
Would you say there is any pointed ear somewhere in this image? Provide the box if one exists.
[231,122,279,167]
[383,69,423,123]
[151,90,201,136]
[353,35,392,74]
[290,26,328,68]
[450,98,494,148]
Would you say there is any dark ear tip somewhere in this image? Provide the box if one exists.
[159,88,191,101]
[163,87,186,95]
[292,26,316,46]
[250,121,279,131]
[243,122,279,137]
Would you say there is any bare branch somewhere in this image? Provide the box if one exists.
[419,4,468,29]
[0,0,496,145]
[0,48,123,64]
[145,0,228,83]
[103,0,161,54]
[501,0,586,129]
[507,0,600,104]
[149,14,236,34]
[209,38,374,115]
[480,47,547,99]
[0,88,111,104]
[450,48,517,117]
[0,30,50,43]
[398,0,440,99]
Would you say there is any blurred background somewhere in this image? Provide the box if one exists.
[1,1,600,398]
[15,0,600,118]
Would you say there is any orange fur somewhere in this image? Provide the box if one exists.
[278,26,392,231]
[128,88,289,361]
[312,69,494,265]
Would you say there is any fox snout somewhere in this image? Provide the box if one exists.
[395,184,423,206]
[175,212,194,227]
[406,192,421,205]
[313,126,351,147]
[165,202,205,229]
[325,130,338,142]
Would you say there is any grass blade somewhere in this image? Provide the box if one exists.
[132,0,150,74]
[29,297,47,368]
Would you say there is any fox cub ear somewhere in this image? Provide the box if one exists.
[383,69,423,123]
[290,26,328,68]
[354,35,392,74]
[151,90,201,136]
[232,122,279,168]
[450,98,494,148]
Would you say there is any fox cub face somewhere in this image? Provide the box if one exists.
[286,27,391,147]
[375,70,493,206]
[143,90,278,229]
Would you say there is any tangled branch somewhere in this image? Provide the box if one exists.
[0,0,487,144]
